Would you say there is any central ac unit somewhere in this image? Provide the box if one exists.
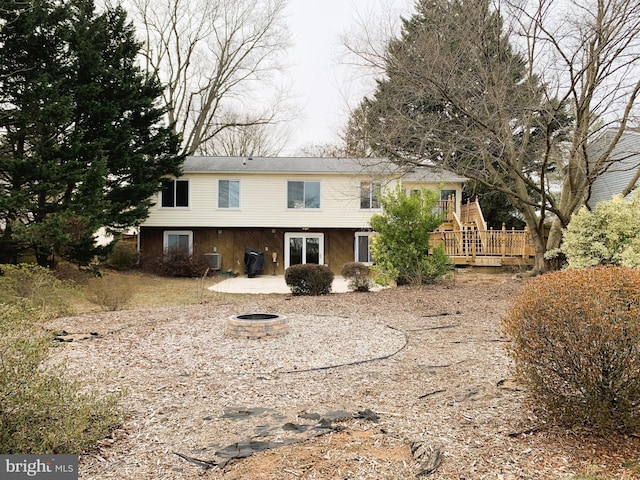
[204,253,222,270]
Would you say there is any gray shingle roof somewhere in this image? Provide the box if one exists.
[182,156,467,183]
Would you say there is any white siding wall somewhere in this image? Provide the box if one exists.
[143,173,458,228]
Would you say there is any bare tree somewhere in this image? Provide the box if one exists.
[343,0,640,273]
[297,143,347,158]
[197,113,290,157]
[126,0,293,155]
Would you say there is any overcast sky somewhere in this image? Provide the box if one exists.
[283,0,414,155]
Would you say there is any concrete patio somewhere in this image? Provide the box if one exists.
[208,275,355,294]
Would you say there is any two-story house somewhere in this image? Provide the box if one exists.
[138,156,467,275]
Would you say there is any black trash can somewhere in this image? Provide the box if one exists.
[244,248,265,278]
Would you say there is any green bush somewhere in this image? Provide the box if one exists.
[85,274,137,311]
[285,264,334,296]
[502,266,640,433]
[341,262,373,292]
[0,263,77,319]
[0,303,122,453]
[560,191,640,268]
[369,187,452,285]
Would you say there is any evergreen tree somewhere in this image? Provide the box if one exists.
[344,0,568,245]
[0,0,183,266]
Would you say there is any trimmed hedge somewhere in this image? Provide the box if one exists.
[284,264,334,296]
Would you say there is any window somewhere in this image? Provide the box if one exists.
[360,181,381,209]
[440,190,456,202]
[355,232,374,264]
[218,180,240,208]
[287,181,320,209]
[440,189,457,215]
[163,231,192,258]
[161,179,189,207]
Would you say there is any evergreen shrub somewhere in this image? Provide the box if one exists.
[369,187,452,285]
[285,264,334,296]
[560,191,640,268]
[341,262,373,292]
[502,266,640,433]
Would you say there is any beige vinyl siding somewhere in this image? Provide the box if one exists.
[143,172,452,228]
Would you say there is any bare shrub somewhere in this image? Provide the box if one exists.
[0,263,77,318]
[85,274,137,311]
[502,266,640,433]
[106,241,138,270]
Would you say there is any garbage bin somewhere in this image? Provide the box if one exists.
[244,248,265,278]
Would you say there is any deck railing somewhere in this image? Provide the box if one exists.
[437,197,457,221]
[431,226,535,260]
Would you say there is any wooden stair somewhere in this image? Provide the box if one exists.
[432,197,534,267]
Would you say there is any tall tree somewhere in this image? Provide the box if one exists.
[127,0,292,156]
[0,0,183,266]
[344,0,640,273]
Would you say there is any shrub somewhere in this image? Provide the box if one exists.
[561,191,640,268]
[157,250,208,277]
[502,266,640,433]
[285,264,334,295]
[0,263,77,318]
[85,274,137,311]
[369,187,453,285]
[0,303,122,453]
[106,241,138,270]
[341,262,373,292]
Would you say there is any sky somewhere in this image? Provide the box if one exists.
[282,0,414,155]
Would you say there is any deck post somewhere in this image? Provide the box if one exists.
[471,228,477,260]
[501,223,506,258]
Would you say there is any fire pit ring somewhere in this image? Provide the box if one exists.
[226,313,288,339]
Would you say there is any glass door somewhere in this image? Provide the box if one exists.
[285,233,324,269]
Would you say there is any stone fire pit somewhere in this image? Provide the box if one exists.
[226,313,288,339]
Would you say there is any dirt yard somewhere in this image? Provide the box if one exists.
[50,271,640,479]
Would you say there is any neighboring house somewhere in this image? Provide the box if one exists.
[588,129,640,209]
[138,156,467,275]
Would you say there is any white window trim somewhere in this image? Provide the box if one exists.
[284,232,325,269]
[355,231,375,265]
[217,179,241,209]
[163,230,193,257]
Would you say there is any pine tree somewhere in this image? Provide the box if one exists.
[344,0,566,237]
[0,0,183,266]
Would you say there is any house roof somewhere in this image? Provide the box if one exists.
[182,156,468,183]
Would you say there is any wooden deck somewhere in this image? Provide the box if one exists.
[432,198,535,267]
